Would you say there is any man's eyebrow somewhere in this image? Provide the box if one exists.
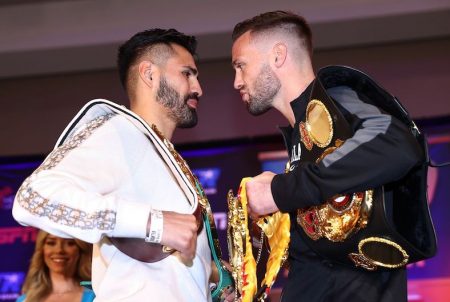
[232,59,244,68]
[184,66,198,76]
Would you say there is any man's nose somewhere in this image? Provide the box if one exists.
[234,73,243,90]
[191,78,203,97]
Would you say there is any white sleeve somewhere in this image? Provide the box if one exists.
[12,114,151,243]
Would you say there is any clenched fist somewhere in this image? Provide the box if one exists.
[246,171,280,218]
[161,211,198,264]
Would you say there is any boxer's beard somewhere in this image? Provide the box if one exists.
[156,76,198,128]
[246,64,281,116]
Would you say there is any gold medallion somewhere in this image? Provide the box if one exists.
[349,237,409,269]
[305,99,333,148]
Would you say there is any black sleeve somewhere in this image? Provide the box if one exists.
[272,86,423,212]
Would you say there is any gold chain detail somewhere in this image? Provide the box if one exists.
[150,124,206,206]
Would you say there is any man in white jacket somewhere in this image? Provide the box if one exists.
[13,28,231,301]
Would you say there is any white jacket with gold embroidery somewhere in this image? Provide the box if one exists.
[13,99,212,302]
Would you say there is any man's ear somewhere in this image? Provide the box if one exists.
[138,61,154,87]
[273,43,287,68]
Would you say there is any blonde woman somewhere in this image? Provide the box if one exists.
[17,230,94,302]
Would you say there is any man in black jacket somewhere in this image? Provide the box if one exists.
[231,11,424,302]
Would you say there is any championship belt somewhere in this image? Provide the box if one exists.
[60,100,233,302]
[227,178,290,301]
[292,66,437,270]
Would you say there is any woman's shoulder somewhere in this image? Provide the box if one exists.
[16,289,94,302]
[16,294,26,302]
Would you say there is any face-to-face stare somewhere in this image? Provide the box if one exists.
[43,235,80,277]
[232,32,281,116]
[156,44,203,128]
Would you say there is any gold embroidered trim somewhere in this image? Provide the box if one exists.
[150,124,225,255]
[150,124,205,205]
[16,114,117,230]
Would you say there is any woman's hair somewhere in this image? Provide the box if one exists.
[20,230,92,301]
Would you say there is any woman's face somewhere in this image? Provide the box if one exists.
[43,235,80,277]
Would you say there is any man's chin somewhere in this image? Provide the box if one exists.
[177,116,198,128]
[174,108,198,128]
[177,121,197,129]
[247,104,272,116]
